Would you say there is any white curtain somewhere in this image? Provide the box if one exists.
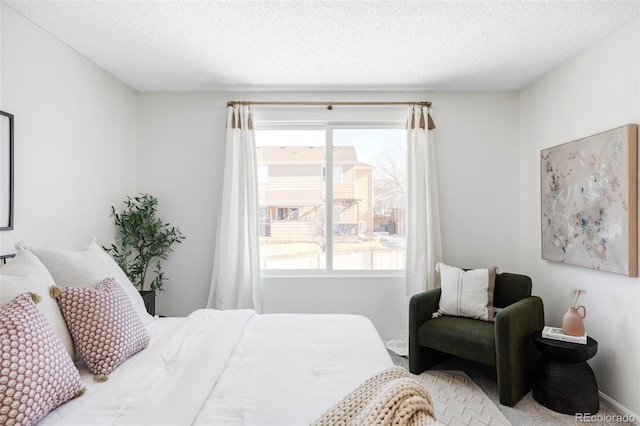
[386,106,442,356]
[207,105,261,312]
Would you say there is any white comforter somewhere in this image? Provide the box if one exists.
[41,309,393,425]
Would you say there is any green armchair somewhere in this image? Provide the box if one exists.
[409,272,544,406]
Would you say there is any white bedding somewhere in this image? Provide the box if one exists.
[40,309,393,425]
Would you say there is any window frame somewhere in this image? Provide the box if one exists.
[255,120,406,277]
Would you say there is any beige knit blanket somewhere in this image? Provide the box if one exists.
[312,367,439,426]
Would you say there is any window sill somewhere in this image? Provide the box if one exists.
[260,269,405,279]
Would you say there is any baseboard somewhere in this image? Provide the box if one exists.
[598,391,639,425]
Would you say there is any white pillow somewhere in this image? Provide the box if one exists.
[25,239,154,326]
[435,263,502,321]
[0,249,75,358]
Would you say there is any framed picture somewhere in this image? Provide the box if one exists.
[0,110,13,231]
[541,124,638,276]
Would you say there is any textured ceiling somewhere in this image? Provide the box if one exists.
[3,0,640,92]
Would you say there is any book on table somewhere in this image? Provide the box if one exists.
[542,326,587,344]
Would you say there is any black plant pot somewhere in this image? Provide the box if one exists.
[139,290,155,316]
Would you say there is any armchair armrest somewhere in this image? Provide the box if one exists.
[409,289,441,373]
[494,295,545,406]
[410,289,441,328]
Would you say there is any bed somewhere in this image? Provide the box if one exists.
[0,240,437,425]
[39,311,393,425]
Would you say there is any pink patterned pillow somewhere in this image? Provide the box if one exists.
[0,293,84,426]
[54,278,150,379]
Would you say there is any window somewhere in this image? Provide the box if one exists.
[277,207,300,220]
[322,165,343,183]
[257,165,269,183]
[255,125,406,272]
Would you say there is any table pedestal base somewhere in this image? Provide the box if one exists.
[533,357,599,415]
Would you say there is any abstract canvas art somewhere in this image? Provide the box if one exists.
[541,124,638,276]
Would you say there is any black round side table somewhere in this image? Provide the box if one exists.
[531,331,599,415]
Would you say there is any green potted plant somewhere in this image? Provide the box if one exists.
[105,194,185,313]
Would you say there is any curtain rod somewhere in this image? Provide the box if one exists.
[226,100,432,110]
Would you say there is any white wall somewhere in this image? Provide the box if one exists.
[519,17,640,416]
[136,90,521,339]
[0,5,137,254]
[0,5,3,103]
[136,92,224,317]
[430,92,521,271]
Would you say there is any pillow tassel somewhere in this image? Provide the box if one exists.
[50,285,63,298]
[29,292,42,304]
[72,387,87,400]
[93,374,109,383]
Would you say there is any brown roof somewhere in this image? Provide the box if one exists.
[257,146,359,164]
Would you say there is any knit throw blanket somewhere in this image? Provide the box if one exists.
[312,367,439,426]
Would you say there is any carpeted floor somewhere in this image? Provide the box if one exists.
[389,351,635,426]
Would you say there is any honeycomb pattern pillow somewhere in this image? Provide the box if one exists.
[53,278,150,380]
[435,263,502,321]
[0,249,75,358]
[0,293,84,426]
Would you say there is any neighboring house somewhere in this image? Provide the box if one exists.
[257,146,373,240]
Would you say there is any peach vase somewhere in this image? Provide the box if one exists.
[562,306,586,336]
